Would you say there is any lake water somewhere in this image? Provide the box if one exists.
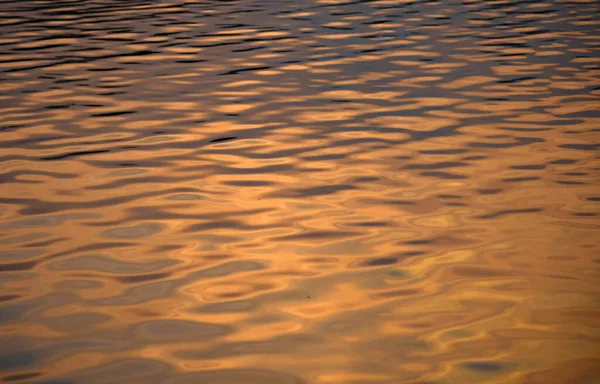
[1,0,599,383]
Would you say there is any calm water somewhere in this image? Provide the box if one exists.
[1,0,599,383]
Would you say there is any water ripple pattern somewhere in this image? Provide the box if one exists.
[1,0,599,383]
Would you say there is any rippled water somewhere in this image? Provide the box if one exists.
[1,0,599,383]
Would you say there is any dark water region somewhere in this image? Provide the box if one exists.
[1,0,599,382]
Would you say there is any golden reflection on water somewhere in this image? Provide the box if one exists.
[1,0,599,383]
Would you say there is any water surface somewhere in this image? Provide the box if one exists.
[1,0,599,383]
